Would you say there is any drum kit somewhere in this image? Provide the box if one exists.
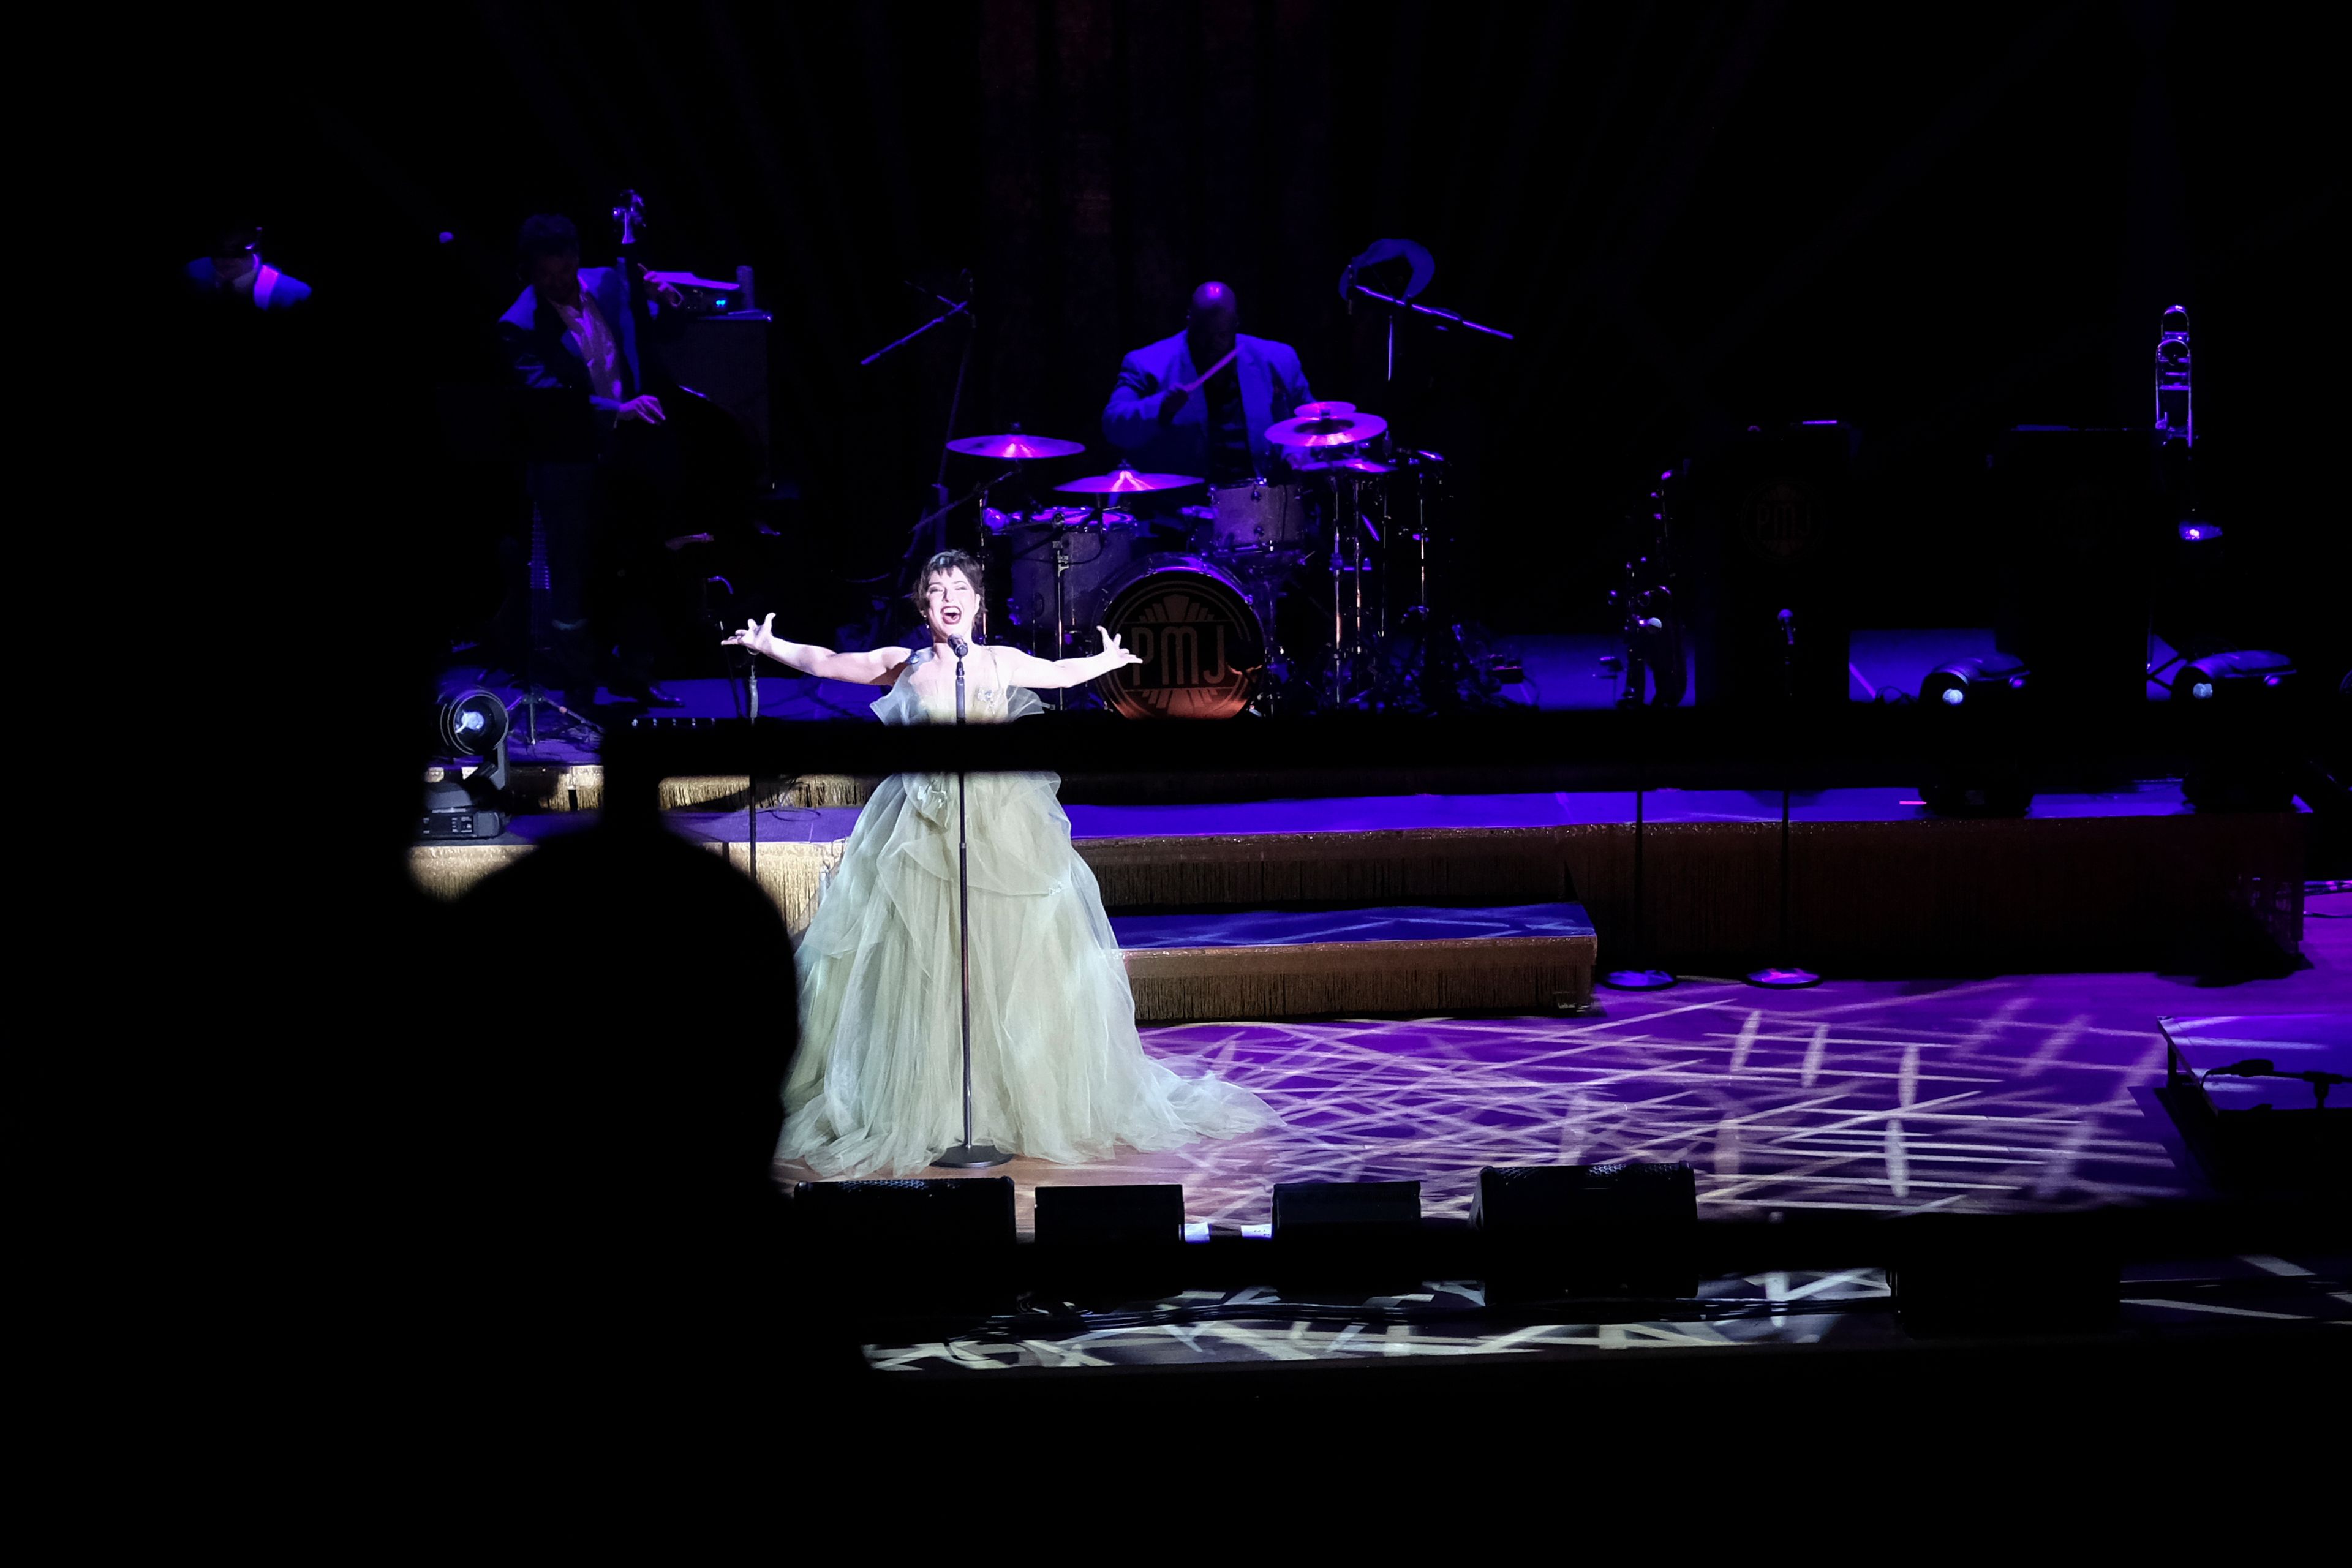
[944,412,1450,718]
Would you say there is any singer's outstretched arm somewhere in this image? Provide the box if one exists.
[989,629,1147,690]
[723,614,910,685]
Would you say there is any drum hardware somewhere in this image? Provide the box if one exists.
[1609,467,1687,709]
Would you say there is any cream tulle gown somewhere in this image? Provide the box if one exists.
[779,646,1276,1175]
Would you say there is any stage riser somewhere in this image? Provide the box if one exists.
[428,767,873,814]
[410,810,2302,974]
[1128,962,1593,1022]
[412,840,846,938]
[1124,937,1596,1021]
[1094,816,2305,971]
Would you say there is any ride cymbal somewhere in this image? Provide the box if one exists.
[946,433,1087,460]
[1054,469,1204,494]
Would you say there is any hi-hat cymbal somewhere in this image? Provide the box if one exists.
[1293,456,1395,477]
[946,432,1087,460]
[1054,469,1204,495]
[1266,410,1389,449]
[1292,401,1356,418]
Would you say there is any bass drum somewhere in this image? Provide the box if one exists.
[1094,556,1266,719]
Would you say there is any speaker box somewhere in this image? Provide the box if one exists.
[662,311,774,492]
[1989,426,2161,712]
[1472,1162,1698,1300]
[1271,1180,1423,1294]
[1035,1183,1187,1303]
[1684,423,1858,710]
[790,1177,1016,1319]
[1888,1215,2119,1336]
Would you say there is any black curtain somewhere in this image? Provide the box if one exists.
[156,0,2342,661]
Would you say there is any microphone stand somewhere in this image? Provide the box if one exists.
[1747,609,1821,989]
[1601,750,1675,991]
[932,636,1012,1169]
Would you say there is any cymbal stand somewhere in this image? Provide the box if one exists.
[1049,516,1076,710]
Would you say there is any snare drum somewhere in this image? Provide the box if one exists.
[1204,480,1308,554]
[1094,556,1267,719]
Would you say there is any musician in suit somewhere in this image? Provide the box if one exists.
[498,213,687,710]
[1101,281,1313,488]
[183,225,312,311]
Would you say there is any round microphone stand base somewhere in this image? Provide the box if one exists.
[1744,965,1822,990]
[1600,967,1677,992]
[930,1143,1015,1169]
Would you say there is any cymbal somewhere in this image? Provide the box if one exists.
[946,432,1087,461]
[1293,456,1395,477]
[1292,401,1356,418]
[1054,469,1204,495]
[1266,410,1389,449]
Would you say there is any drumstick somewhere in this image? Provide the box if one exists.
[1179,345,1241,394]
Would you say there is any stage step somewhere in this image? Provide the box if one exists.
[407,784,2305,974]
[1111,903,1597,1022]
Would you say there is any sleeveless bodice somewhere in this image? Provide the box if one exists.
[870,644,1044,726]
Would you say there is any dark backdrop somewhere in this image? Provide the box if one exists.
[156,1,2340,671]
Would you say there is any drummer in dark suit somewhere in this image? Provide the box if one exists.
[1102,281,1313,489]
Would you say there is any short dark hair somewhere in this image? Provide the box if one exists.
[518,213,581,264]
[910,549,985,612]
[210,225,260,258]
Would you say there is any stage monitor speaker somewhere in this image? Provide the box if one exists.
[1472,1162,1698,1300]
[1272,1180,1424,1293]
[1684,422,1858,711]
[663,311,774,492]
[1036,1183,1186,1247]
[1035,1183,1188,1303]
[1888,1214,2119,1337]
[790,1177,1016,1319]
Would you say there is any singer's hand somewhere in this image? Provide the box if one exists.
[1098,628,1144,669]
[619,393,666,424]
[722,612,778,660]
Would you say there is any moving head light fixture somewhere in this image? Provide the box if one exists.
[1917,653,2034,818]
[420,684,513,840]
[1918,653,2030,709]
[2169,650,2295,704]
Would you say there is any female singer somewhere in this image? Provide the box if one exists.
[723,550,1276,1174]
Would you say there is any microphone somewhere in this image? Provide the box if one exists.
[948,635,970,658]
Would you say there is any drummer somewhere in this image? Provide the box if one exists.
[1102,281,1314,493]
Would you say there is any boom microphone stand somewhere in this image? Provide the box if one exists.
[932,635,1012,1169]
